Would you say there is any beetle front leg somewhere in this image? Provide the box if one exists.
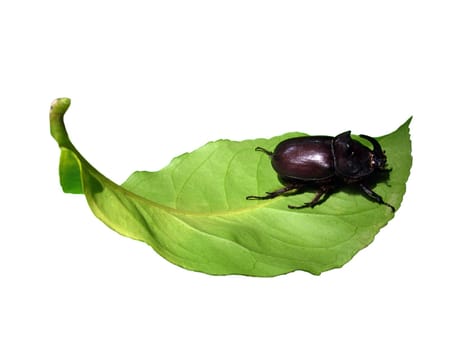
[288,186,332,209]
[246,183,302,200]
[359,183,396,212]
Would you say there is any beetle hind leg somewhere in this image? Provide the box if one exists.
[254,146,273,156]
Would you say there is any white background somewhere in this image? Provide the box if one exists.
[1,1,448,349]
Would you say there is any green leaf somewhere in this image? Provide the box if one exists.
[50,98,412,276]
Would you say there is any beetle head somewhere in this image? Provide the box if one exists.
[332,131,380,180]
[359,134,387,170]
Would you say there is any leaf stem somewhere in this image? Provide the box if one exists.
[50,98,73,148]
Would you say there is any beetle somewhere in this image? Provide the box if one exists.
[246,131,395,212]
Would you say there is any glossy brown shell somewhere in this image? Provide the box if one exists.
[271,136,335,181]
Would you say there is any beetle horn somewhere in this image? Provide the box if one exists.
[360,134,383,157]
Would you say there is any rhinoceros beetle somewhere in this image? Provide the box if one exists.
[246,131,395,212]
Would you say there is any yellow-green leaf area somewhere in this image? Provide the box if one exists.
[50,98,412,276]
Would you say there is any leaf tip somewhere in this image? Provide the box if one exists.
[405,115,413,127]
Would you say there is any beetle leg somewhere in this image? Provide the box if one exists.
[359,183,396,212]
[246,183,301,200]
[288,186,331,209]
[254,146,273,156]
